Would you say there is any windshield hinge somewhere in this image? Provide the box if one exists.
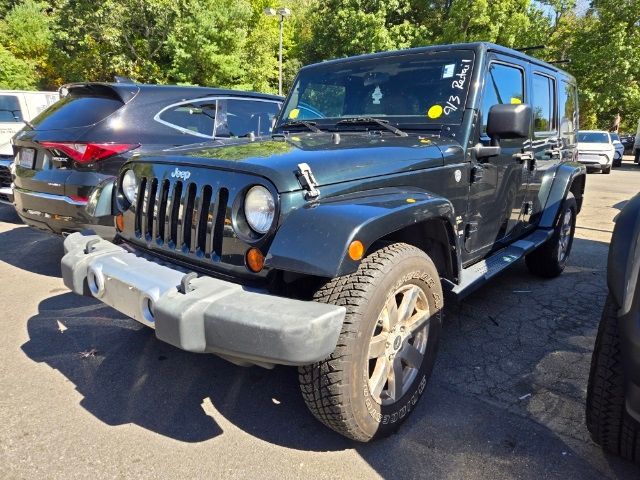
[296,163,320,200]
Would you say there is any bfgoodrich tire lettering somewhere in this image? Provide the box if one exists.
[298,243,442,442]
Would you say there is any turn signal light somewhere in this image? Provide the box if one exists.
[115,213,125,232]
[348,240,365,261]
[246,248,265,273]
[40,142,138,164]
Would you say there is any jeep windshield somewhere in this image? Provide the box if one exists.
[279,50,475,132]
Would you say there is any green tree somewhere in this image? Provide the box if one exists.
[0,44,37,89]
[0,0,51,88]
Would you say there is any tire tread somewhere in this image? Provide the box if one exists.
[298,243,436,441]
[586,295,640,463]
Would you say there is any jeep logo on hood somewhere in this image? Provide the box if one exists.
[171,167,191,181]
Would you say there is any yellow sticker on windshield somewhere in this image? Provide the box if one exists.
[427,105,443,119]
[510,97,522,104]
[288,108,300,119]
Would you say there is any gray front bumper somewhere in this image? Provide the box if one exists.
[61,232,346,367]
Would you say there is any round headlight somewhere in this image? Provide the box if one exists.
[244,185,275,234]
[122,169,137,203]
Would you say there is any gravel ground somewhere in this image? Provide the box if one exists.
[0,158,639,479]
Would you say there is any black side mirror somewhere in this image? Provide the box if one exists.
[487,103,532,141]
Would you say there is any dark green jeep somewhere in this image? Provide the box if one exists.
[62,42,586,441]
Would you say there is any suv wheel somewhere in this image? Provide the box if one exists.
[525,192,577,278]
[299,243,442,441]
[603,165,612,174]
[586,295,640,463]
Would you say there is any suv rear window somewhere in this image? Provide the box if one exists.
[0,95,23,123]
[30,94,123,130]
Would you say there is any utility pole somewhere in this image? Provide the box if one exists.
[263,7,291,96]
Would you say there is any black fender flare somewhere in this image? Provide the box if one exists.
[265,187,457,278]
[538,162,586,229]
[608,193,640,316]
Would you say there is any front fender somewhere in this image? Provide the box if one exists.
[539,162,586,228]
[265,187,456,278]
[608,193,640,316]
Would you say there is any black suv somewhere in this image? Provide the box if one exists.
[61,43,586,441]
[587,193,640,464]
[11,83,282,238]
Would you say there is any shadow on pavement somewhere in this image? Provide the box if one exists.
[0,223,63,277]
[13,212,639,478]
[0,203,21,224]
[20,291,612,479]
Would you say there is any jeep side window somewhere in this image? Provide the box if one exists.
[559,81,578,145]
[480,63,524,135]
[532,73,557,134]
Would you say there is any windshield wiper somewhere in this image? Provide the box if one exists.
[335,117,408,137]
[279,120,322,133]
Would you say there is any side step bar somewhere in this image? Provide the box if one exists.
[445,228,554,300]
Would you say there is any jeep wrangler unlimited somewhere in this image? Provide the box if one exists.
[61,43,586,442]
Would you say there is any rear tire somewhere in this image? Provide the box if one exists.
[603,165,612,174]
[586,295,640,464]
[525,192,576,278]
[299,243,443,442]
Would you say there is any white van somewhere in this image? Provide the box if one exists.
[0,90,59,203]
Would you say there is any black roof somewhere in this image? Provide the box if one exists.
[62,82,284,103]
[303,42,574,81]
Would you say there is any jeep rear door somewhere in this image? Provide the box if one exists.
[520,68,564,223]
[464,53,531,259]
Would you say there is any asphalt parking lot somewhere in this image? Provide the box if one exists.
[1,159,639,480]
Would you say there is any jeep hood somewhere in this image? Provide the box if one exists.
[140,133,456,193]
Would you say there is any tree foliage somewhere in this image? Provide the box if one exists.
[0,0,638,130]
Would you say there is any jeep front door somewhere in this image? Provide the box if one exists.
[464,57,531,258]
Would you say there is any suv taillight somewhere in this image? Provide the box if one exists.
[40,142,138,164]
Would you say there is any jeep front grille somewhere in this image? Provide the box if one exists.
[133,175,229,259]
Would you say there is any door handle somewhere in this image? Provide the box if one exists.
[544,148,561,159]
[513,151,534,163]
[513,151,536,171]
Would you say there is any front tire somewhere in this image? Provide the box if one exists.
[586,295,640,463]
[525,192,577,278]
[603,165,612,174]
[299,243,443,442]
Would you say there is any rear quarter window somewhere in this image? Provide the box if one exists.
[0,95,23,123]
[31,95,124,129]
